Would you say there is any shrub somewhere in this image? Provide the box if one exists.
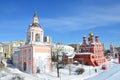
[75,68,85,75]
[12,74,24,80]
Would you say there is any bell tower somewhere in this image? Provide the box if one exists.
[26,11,44,44]
[33,11,39,24]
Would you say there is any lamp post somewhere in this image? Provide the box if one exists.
[69,59,71,75]
[56,49,59,77]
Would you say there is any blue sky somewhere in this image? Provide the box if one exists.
[0,0,120,49]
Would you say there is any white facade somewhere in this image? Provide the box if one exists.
[12,11,52,74]
[12,51,20,68]
[0,43,3,57]
[110,44,119,58]
[62,45,74,53]
[0,44,3,53]
[52,44,74,54]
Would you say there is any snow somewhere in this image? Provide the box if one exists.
[0,59,120,80]
[86,60,120,80]
[78,52,92,55]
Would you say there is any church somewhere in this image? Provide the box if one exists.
[74,33,107,66]
[13,11,52,74]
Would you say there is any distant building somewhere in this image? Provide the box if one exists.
[52,43,74,54]
[0,43,4,57]
[44,36,52,44]
[110,43,119,58]
[0,41,25,58]
[73,33,107,66]
[69,43,81,53]
[12,40,25,53]
[12,11,52,74]
[12,50,20,69]
[51,43,75,62]
[115,47,120,56]
[2,42,13,58]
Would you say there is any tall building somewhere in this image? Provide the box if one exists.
[2,42,12,58]
[74,33,106,66]
[13,11,52,74]
[69,43,81,53]
[110,43,119,58]
[0,43,4,57]
[0,41,25,58]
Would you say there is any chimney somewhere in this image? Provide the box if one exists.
[95,36,99,42]
[83,36,86,44]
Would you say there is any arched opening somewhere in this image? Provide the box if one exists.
[23,62,27,71]
[35,33,40,42]
[37,67,40,73]
[4,53,7,58]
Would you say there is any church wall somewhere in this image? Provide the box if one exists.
[32,45,52,73]
[19,46,33,73]
[14,11,52,74]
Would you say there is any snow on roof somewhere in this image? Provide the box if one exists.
[77,52,93,55]
[62,52,75,58]
[52,44,74,49]
[67,52,75,58]
[66,52,73,56]
[63,45,74,49]
[13,50,20,55]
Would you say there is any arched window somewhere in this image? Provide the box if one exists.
[35,33,40,42]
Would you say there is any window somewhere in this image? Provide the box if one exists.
[28,49,31,53]
[24,49,27,53]
[35,33,40,42]
[27,33,31,42]
[29,54,31,60]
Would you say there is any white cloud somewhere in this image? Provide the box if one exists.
[40,4,120,32]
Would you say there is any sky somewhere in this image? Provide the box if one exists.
[0,0,120,49]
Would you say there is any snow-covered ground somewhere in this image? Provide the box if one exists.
[0,59,120,80]
[86,59,120,80]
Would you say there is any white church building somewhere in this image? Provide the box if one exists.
[12,11,52,74]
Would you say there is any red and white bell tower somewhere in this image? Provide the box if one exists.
[19,11,52,74]
[26,11,44,44]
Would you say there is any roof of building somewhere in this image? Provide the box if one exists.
[33,10,37,17]
[76,52,93,55]
[64,52,75,58]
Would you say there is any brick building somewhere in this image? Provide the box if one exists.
[73,33,106,66]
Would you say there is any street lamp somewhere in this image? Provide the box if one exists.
[56,49,60,77]
[56,43,62,78]
[69,59,71,75]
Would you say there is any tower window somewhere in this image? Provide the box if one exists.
[35,33,40,42]
[27,34,31,42]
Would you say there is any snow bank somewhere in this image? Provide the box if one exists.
[0,59,120,80]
